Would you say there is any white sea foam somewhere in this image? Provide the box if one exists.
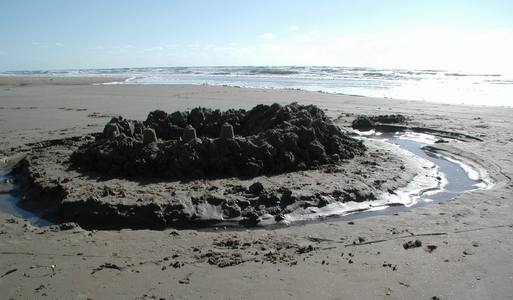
[352,129,385,136]
[3,66,513,106]
[428,151,494,190]
[398,132,438,144]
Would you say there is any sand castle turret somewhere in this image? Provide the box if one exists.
[103,123,120,139]
[182,125,197,142]
[143,128,158,144]
[219,122,234,139]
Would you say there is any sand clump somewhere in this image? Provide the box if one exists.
[352,114,409,131]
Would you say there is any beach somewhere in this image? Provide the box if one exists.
[1,76,513,299]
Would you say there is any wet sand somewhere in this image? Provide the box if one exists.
[1,76,513,299]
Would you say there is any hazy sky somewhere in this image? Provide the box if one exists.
[1,0,513,72]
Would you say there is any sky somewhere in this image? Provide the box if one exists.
[1,0,513,73]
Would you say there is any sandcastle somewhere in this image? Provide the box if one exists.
[71,103,366,179]
[12,103,419,228]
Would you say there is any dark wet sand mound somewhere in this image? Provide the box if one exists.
[71,103,365,179]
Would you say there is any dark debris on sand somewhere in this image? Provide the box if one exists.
[403,240,422,250]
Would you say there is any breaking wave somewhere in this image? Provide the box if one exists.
[2,66,513,106]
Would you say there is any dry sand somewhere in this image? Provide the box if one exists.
[1,76,513,299]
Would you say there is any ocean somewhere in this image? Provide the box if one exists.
[3,66,513,107]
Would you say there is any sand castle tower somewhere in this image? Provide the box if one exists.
[103,123,120,139]
[182,125,197,142]
[143,128,158,144]
[219,122,234,139]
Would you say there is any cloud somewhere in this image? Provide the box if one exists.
[230,28,513,74]
[288,25,298,32]
[33,42,49,49]
[142,46,165,52]
[89,44,138,55]
[258,33,276,40]
[106,28,513,73]
[32,42,65,49]
[42,28,513,75]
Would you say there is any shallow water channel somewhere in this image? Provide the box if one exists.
[315,132,486,223]
[0,169,52,226]
[0,133,486,227]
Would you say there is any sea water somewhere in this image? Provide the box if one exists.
[3,66,513,107]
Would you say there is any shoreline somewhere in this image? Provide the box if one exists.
[1,76,513,299]
[3,75,513,109]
